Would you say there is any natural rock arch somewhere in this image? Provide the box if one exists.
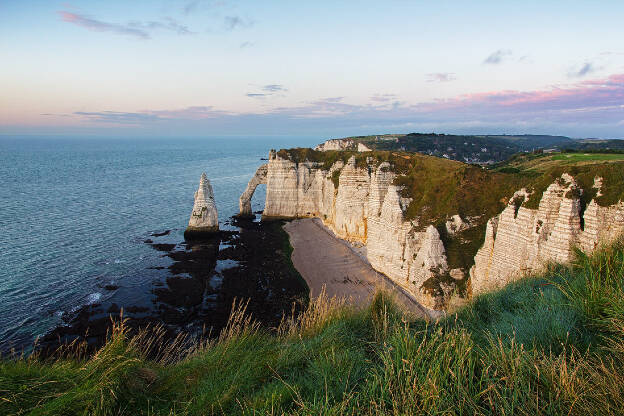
[239,164,268,217]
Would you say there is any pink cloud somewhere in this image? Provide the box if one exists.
[409,73,624,122]
[59,11,150,39]
[66,73,624,135]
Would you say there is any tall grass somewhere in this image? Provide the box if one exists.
[2,239,624,415]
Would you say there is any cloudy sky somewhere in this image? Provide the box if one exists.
[1,0,624,138]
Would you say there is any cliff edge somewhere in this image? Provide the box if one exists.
[240,149,624,310]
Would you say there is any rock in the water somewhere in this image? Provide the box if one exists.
[185,173,218,238]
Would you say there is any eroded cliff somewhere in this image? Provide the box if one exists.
[243,150,458,309]
[241,149,624,310]
[470,175,624,293]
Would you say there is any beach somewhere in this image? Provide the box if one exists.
[283,218,431,318]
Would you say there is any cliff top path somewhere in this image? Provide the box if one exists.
[283,218,432,318]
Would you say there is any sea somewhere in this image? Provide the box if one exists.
[0,136,318,352]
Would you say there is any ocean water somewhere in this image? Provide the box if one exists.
[0,136,317,351]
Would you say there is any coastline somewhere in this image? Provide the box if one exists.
[283,218,436,319]
[30,217,308,356]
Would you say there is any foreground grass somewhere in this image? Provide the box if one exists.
[2,239,624,415]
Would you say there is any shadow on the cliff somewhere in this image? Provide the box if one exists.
[37,218,308,357]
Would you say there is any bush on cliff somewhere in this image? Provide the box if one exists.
[3,238,624,415]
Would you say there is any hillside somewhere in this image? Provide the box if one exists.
[2,238,624,415]
[320,133,624,163]
[275,147,624,268]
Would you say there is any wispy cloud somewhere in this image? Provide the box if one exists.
[129,17,195,35]
[59,11,196,38]
[74,111,161,123]
[269,97,372,119]
[370,94,397,102]
[183,0,226,15]
[71,74,624,134]
[239,41,254,49]
[319,97,344,103]
[483,49,512,65]
[246,93,269,99]
[73,106,229,124]
[40,113,72,117]
[262,84,287,92]
[183,0,200,15]
[426,73,456,82]
[59,11,150,39]
[246,84,287,98]
[568,61,599,78]
[407,73,624,125]
[224,15,253,30]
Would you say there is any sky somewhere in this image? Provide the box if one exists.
[1,0,624,138]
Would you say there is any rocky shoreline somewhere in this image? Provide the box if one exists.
[35,216,308,356]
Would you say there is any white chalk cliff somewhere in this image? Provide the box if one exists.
[315,139,371,152]
[186,173,219,235]
[243,151,450,309]
[470,174,624,294]
[241,151,623,309]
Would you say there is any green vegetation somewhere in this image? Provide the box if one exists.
[437,222,488,272]
[551,153,624,162]
[330,168,341,189]
[336,133,580,163]
[277,148,392,171]
[392,156,527,227]
[566,139,624,152]
[336,133,624,163]
[3,238,624,415]
[328,133,624,164]
[502,160,624,209]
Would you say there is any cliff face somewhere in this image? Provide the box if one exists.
[470,175,624,294]
[254,151,451,309]
[242,151,623,309]
[315,139,371,152]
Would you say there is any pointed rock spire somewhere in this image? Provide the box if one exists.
[185,173,219,238]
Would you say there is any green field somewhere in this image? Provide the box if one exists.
[551,152,624,162]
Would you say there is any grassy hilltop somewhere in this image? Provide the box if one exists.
[330,133,624,163]
[2,239,624,414]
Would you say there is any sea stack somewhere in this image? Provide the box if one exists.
[185,173,219,238]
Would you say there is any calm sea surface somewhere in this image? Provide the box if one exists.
[0,136,317,351]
